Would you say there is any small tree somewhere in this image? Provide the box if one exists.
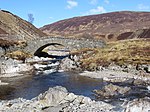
[28,13,34,24]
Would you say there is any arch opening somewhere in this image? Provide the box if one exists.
[34,43,70,59]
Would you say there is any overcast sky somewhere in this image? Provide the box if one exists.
[0,0,150,27]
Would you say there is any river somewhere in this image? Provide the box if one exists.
[0,71,106,100]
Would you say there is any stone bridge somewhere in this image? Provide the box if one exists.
[24,37,105,54]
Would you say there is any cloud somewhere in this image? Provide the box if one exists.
[49,17,53,19]
[85,6,106,15]
[67,0,78,9]
[138,4,149,10]
[104,0,109,4]
[90,0,98,5]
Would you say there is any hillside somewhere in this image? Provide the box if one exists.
[40,11,150,41]
[0,10,47,41]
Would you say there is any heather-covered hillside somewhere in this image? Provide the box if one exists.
[41,11,150,41]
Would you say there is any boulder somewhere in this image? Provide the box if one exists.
[93,83,131,98]
[124,98,150,112]
[0,58,34,77]
[37,86,68,107]
[0,86,115,112]
[59,57,81,71]
[144,65,150,73]
[133,79,147,86]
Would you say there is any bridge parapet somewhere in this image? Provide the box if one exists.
[24,37,106,54]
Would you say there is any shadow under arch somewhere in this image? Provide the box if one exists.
[34,43,68,59]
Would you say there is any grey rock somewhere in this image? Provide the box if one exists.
[0,86,115,112]
[0,47,4,57]
[133,79,147,86]
[59,57,80,71]
[144,65,150,73]
[93,83,131,98]
[148,65,150,73]
[0,58,34,77]
[124,98,150,112]
[108,63,122,71]
[42,105,64,112]
[40,86,68,107]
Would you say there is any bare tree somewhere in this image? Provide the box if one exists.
[28,13,34,24]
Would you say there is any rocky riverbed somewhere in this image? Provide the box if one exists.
[0,86,115,112]
[0,55,150,112]
[0,86,150,112]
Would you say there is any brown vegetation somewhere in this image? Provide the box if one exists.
[71,39,150,71]
[0,38,17,47]
[41,11,150,41]
[0,38,27,48]
[6,50,32,62]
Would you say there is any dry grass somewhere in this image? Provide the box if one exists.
[71,39,150,70]
[6,50,32,62]
[0,38,27,49]
[0,38,17,47]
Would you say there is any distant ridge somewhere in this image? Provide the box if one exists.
[40,11,150,41]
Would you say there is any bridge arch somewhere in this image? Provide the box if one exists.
[34,43,70,58]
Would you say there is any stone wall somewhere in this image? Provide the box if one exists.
[24,37,106,54]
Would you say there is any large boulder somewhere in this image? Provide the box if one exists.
[36,86,68,107]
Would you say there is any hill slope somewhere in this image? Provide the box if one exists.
[40,11,150,41]
[0,10,46,40]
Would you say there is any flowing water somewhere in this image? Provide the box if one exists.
[0,72,106,100]
[0,70,150,111]
[0,57,149,107]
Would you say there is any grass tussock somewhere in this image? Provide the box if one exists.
[0,38,17,47]
[71,39,150,70]
[0,38,27,48]
[6,50,32,62]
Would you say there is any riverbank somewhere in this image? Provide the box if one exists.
[0,86,115,112]
[0,86,149,112]
[80,69,150,83]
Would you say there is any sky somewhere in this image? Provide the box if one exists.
[0,0,150,28]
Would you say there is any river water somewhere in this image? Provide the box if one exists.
[0,68,149,107]
[0,72,106,100]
